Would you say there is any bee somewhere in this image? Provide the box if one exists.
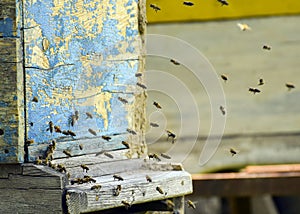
[121,200,131,209]
[84,175,96,183]
[187,200,196,209]
[91,184,102,190]
[42,38,50,52]
[88,128,97,136]
[118,97,128,104]
[70,178,83,185]
[95,195,99,201]
[221,74,228,82]
[258,78,264,86]
[126,128,137,135]
[62,130,69,135]
[32,96,38,102]
[286,82,295,91]
[57,164,67,173]
[86,112,93,119]
[150,122,159,127]
[29,122,34,126]
[262,44,271,50]
[63,150,72,157]
[66,172,71,179]
[26,139,34,145]
[153,101,162,109]
[121,141,130,149]
[67,130,76,137]
[150,4,161,12]
[102,135,111,141]
[75,110,79,120]
[103,152,114,159]
[217,0,229,6]
[230,148,237,156]
[165,199,175,209]
[156,186,165,195]
[135,72,142,77]
[166,130,176,143]
[79,144,83,150]
[148,153,161,161]
[80,164,89,172]
[71,115,77,127]
[54,125,62,133]
[237,23,251,31]
[146,175,152,182]
[170,59,180,65]
[161,153,171,159]
[249,87,261,94]
[136,82,147,89]
[183,1,194,6]
[35,157,43,165]
[47,121,54,133]
[113,174,124,181]
[220,106,226,115]
[113,185,122,196]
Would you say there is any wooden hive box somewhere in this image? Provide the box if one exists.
[0,0,192,213]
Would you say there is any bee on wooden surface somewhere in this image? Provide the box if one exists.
[86,112,93,119]
[57,164,67,173]
[156,186,165,195]
[166,130,176,143]
[135,72,142,77]
[26,139,34,145]
[54,125,62,133]
[220,106,226,115]
[67,130,76,137]
[79,144,83,150]
[187,200,196,209]
[122,141,130,149]
[153,101,162,109]
[118,97,129,104]
[160,153,171,159]
[183,1,194,6]
[88,128,97,136]
[103,152,114,159]
[102,135,111,141]
[113,185,122,196]
[81,164,89,172]
[62,130,69,136]
[230,148,237,156]
[258,78,264,86]
[148,153,161,161]
[122,200,131,209]
[63,150,72,157]
[150,4,161,12]
[150,122,159,127]
[35,157,43,165]
[262,44,271,50]
[137,82,147,89]
[47,121,54,133]
[50,140,56,150]
[286,82,295,91]
[237,23,251,31]
[146,175,152,182]
[113,174,124,181]
[170,59,180,65]
[91,184,102,191]
[126,128,137,135]
[249,87,261,94]
[84,175,96,183]
[217,0,229,6]
[32,96,38,102]
[70,178,83,185]
[221,74,228,83]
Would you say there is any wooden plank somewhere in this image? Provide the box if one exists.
[65,170,192,213]
[0,164,22,178]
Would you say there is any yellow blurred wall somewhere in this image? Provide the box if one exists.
[147,0,300,23]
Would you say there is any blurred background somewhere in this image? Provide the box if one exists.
[144,0,300,213]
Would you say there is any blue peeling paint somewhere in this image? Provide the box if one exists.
[0,101,9,107]
[0,18,14,37]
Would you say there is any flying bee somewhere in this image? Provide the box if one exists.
[75,110,79,120]
[32,96,38,102]
[258,78,264,86]
[135,72,142,77]
[249,87,261,94]
[118,97,129,104]
[88,128,97,136]
[221,74,228,82]
[148,153,161,161]
[113,174,124,181]
[164,199,175,210]
[217,0,229,6]
[54,125,62,133]
[230,148,237,156]
[86,112,93,119]
[187,200,196,209]
[63,150,72,157]
[150,4,161,12]
[121,200,131,209]
[126,128,137,135]
[102,135,111,141]
[91,184,102,190]
[80,164,89,172]
[160,153,171,159]
[136,82,147,89]
[113,185,122,196]
[220,106,226,115]
[47,121,54,133]
[79,144,83,150]
[150,122,159,127]
[71,115,77,127]
[67,130,76,136]
[237,23,251,31]
[146,175,152,182]
[170,59,180,65]
[122,141,130,149]
[262,44,271,50]
[156,186,165,195]
[166,130,176,143]
[183,1,194,6]
[26,139,34,145]
[103,152,114,159]
[153,101,162,109]
[286,82,295,91]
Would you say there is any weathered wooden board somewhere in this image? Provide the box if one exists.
[0,0,24,163]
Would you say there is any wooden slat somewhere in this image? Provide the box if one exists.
[244,164,300,173]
